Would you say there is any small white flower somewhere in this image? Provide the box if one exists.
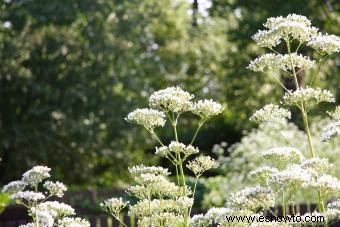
[270,164,312,188]
[37,201,75,218]
[262,147,304,168]
[322,121,340,142]
[43,181,67,197]
[35,210,54,227]
[125,108,166,130]
[57,217,90,227]
[228,186,275,210]
[12,191,45,202]
[328,106,340,120]
[327,199,340,209]
[250,104,291,124]
[191,99,224,119]
[190,214,211,227]
[308,33,340,54]
[22,166,51,187]
[249,166,279,183]
[283,87,335,106]
[149,87,194,113]
[309,174,340,194]
[155,141,199,158]
[2,180,26,194]
[128,165,170,177]
[248,53,315,73]
[301,157,332,176]
[186,155,218,177]
[101,197,129,217]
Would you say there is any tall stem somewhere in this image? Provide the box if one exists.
[301,108,315,157]
[282,190,286,216]
[190,121,204,145]
[188,176,199,217]
[286,38,325,220]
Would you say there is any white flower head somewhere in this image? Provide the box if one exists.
[37,201,75,218]
[35,210,54,227]
[125,108,165,130]
[190,214,211,227]
[270,164,312,188]
[191,99,224,119]
[186,155,218,177]
[249,166,279,183]
[250,104,291,124]
[12,191,45,202]
[149,87,194,113]
[22,166,51,187]
[57,217,90,227]
[308,33,340,55]
[248,53,315,73]
[309,174,340,194]
[328,106,340,120]
[228,186,275,210]
[327,200,340,210]
[101,197,129,217]
[43,181,67,197]
[128,165,170,177]
[262,147,304,168]
[301,157,332,176]
[283,87,335,106]
[2,180,26,194]
[155,141,199,158]
[322,121,340,142]
[259,14,317,45]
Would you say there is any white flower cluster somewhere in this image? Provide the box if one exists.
[253,14,318,48]
[187,155,218,177]
[22,165,51,187]
[191,99,224,120]
[43,181,67,197]
[1,180,26,194]
[101,197,129,217]
[228,186,275,210]
[248,53,315,73]
[309,174,340,194]
[2,166,88,227]
[328,106,340,120]
[149,86,194,113]
[125,108,166,130]
[12,191,45,202]
[307,33,340,55]
[155,141,199,159]
[283,87,335,106]
[57,217,90,227]
[301,157,331,176]
[249,166,279,184]
[190,214,211,227]
[128,165,170,177]
[36,201,75,218]
[262,147,304,168]
[322,121,340,142]
[270,164,312,188]
[250,104,291,124]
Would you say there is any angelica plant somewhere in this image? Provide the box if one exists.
[1,166,90,227]
[192,14,340,227]
[103,87,223,226]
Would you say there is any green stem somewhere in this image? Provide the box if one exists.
[301,108,315,157]
[282,190,286,216]
[178,159,186,195]
[190,121,204,145]
[150,130,164,146]
[175,164,180,186]
[188,176,199,217]
[112,214,128,227]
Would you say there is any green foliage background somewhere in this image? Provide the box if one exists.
[0,0,339,188]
